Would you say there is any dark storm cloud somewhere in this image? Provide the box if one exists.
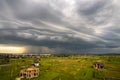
[0,0,120,54]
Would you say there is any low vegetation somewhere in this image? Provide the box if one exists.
[0,56,10,65]
[0,55,120,80]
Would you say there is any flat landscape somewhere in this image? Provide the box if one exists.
[0,55,120,80]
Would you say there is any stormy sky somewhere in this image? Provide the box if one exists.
[0,0,120,54]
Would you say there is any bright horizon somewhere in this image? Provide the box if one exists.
[0,45,26,54]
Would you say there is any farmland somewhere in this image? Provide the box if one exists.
[0,55,120,80]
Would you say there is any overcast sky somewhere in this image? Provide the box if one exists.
[0,0,120,54]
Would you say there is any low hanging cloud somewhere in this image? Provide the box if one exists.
[0,0,120,54]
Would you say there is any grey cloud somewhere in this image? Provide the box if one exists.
[0,0,120,54]
[77,0,111,16]
[6,0,64,25]
[76,0,114,25]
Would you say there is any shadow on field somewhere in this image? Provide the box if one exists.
[104,78,120,80]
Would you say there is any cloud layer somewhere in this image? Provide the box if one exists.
[0,0,120,54]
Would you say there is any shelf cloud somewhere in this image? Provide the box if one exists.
[0,0,120,54]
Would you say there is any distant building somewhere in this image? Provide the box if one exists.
[20,66,39,79]
[93,62,104,69]
[31,62,39,67]
[31,58,40,67]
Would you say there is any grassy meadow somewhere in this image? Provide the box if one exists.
[0,55,120,80]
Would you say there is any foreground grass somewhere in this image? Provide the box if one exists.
[0,55,120,80]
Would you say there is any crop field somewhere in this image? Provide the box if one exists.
[0,55,120,80]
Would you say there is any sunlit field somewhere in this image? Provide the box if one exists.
[0,55,120,80]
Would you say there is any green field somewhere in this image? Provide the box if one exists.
[0,55,120,80]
